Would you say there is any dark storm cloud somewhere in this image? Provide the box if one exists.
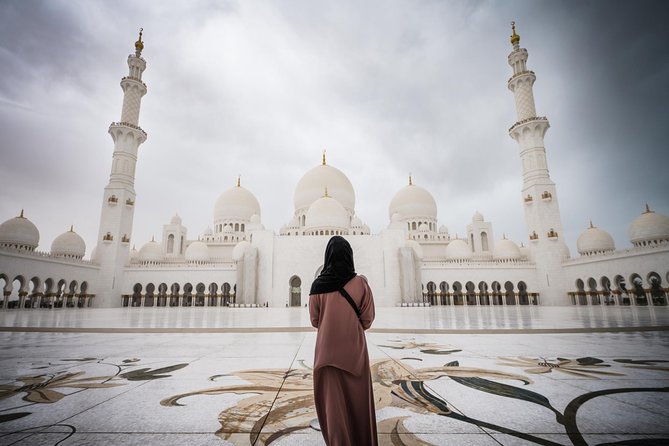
[0,0,667,256]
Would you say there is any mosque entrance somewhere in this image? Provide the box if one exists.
[290,276,301,307]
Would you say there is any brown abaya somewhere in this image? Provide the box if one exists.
[310,275,378,446]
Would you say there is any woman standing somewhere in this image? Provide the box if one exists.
[309,236,378,446]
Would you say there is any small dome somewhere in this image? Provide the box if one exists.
[185,241,210,263]
[438,225,449,234]
[472,211,484,222]
[232,240,251,261]
[519,243,530,260]
[0,211,40,250]
[628,205,669,246]
[577,222,615,255]
[493,237,521,260]
[51,227,86,258]
[138,239,163,263]
[305,195,349,230]
[388,212,404,230]
[129,246,138,263]
[445,239,472,260]
[170,213,182,225]
[214,184,261,222]
[294,162,355,213]
[559,242,571,260]
[203,226,213,236]
[405,239,423,259]
[389,183,437,220]
[222,224,234,234]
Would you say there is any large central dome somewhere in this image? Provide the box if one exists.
[294,161,355,214]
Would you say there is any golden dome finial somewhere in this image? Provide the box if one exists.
[644,203,653,213]
[70,224,74,232]
[151,235,155,242]
[324,186,329,198]
[588,220,594,228]
[237,175,241,187]
[135,28,144,55]
[322,150,326,165]
[19,209,24,218]
[408,173,413,186]
[502,233,507,240]
[510,21,520,46]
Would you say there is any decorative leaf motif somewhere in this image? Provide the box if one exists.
[0,412,31,423]
[575,357,606,366]
[614,359,669,365]
[120,363,188,381]
[420,349,462,355]
[449,376,563,423]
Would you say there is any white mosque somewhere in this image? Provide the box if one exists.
[1,26,668,310]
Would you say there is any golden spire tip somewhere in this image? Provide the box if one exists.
[324,186,329,198]
[135,27,144,55]
[589,220,594,228]
[19,209,24,218]
[510,21,520,46]
[322,150,326,165]
[70,224,74,232]
[237,175,241,187]
[408,173,413,186]
[644,203,652,213]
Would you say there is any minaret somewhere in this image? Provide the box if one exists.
[95,30,148,307]
[507,23,568,305]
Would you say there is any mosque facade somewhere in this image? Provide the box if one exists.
[1,27,668,310]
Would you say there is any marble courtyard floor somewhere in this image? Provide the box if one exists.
[0,306,667,445]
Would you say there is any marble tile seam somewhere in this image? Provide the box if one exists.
[1,326,668,334]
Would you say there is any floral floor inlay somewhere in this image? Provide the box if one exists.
[0,331,667,445]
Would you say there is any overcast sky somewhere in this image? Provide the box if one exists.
[1,0,668,257]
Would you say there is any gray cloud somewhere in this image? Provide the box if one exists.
[1,0,667,257]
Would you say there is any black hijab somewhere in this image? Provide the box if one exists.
[309,236,357,295]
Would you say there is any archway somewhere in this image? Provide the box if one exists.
[439,281,449,305]
[504,281,516,305]
[518,281,529,305]
[478,281,490,305]
[170,283,180,307]
[132,283,142,307]
[491,281,502,305]
[290,276,302,307]
[208,283,218,306]
[465,281,476,305]
[587,278,599,305]
[614,275,629,306]
[158,283,168,307]
[195,283,205,306]
[222,282,231,306]
[183,283,193,306]
[647,272,666,306]
[426,281,437,305]
[145,283,155,307]
[575,279,586,305]
[43,278,55,308]
[601,276,614,305]
[452,282,463,305]
[630,274,646,305]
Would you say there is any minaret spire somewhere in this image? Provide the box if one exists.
[506,24,567,305]
[95,31,149,307]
